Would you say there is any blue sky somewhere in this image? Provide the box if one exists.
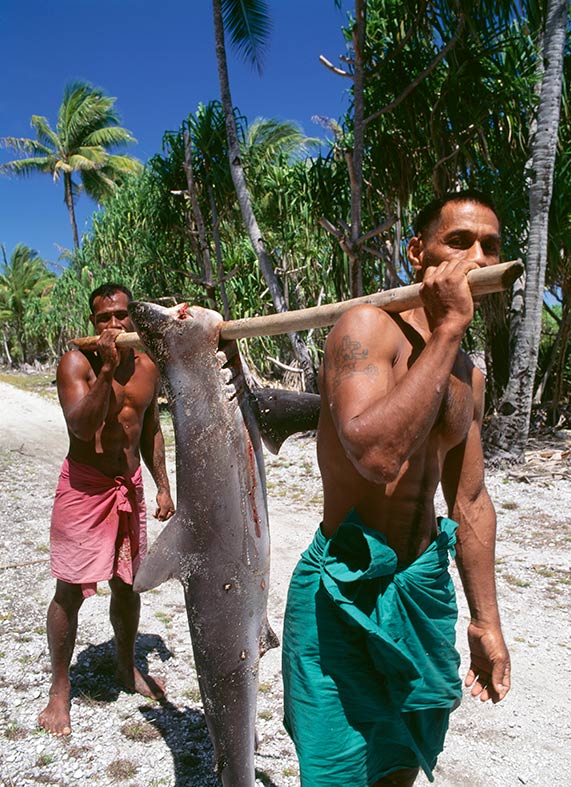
[0,0,352,268]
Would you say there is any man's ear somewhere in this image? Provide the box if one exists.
[407,236,423,273]
[89,313,95,329]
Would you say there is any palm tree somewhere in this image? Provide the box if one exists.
[0,244,55,363]
[211,0,318,391]
[1,81,142,248]
[243,117,319,166]
[487,0,569,461]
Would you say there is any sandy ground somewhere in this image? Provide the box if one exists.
[0,377,570,786]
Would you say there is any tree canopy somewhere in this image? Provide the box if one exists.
[1,81,142,248]
[1,1,570,448]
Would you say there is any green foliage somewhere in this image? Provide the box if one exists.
[221,0,272,73]
[42,266,95,356]
[73,169,195,299]
[2,1,569,417]
[67,103,349,377]
[0,244,55,363]
[1,81,142,247]
[339,1,536,229]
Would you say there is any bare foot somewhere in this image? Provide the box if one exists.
[38,690,72,736]
[116,666,166,700]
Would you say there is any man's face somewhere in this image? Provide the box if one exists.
[89,291,134,335]
[409,200,501,279]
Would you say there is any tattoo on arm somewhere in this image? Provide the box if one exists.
[330,335,378,389]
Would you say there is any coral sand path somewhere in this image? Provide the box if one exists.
[0,378,569,786]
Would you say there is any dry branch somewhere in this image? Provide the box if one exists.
[0,558,49,571]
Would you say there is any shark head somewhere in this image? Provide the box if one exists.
[128,301,224,370]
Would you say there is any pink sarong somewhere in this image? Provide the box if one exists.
[50,457,148,598]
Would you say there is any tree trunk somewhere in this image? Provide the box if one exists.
[480,293,510,412]
[533,299,563,406]
[211,0,317,391]
[348,0,366,298]
[1,326,13,366]
[549,297,571,422]
[64,172,80,249]
[485,0,568,462]
[208,182,231,319]
[183,131,217,310]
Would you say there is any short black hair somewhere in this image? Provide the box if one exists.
[89,283,133,313]
[413,189,500,237]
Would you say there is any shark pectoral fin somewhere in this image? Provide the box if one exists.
[249,388,321,455]
[133,518,182,593]
[259,432,281,455]
[258,430,282,455]
[259,618,280,656]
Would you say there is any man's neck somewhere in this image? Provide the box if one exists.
[399,307,431,340]
[115,349,136,379]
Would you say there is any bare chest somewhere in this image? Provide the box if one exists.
[87,356,157,422]
[392,346,474,449]
[109,373,155,421]
[435,369,474,448]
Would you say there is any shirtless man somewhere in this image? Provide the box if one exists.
[39,283,175,736]
[282,191,511,785]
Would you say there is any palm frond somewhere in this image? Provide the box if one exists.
[0,136,52,156]
[58,82,120,149]
[245,117,321,163]
[69,95,119,141]
[83,126,137,148]
[29,116,60,150]
[52,160,72,178]
[68,149,108,170]
[0,156,55,176]
[221,0,271,73]
[104,154,144,175]
[80,168,118,201]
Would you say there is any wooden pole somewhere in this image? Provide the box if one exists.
[70,259,523,351]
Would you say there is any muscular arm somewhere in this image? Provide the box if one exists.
[57,340,118,442]
[325,260,480,483]
[324,306,466,484]
[140,379,175,521]
[442,368,510,703]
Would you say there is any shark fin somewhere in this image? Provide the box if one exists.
[259,617,280,656]
[133,516,182,593]
[249,388,321,455]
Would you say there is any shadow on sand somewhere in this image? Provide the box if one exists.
[70,633,279,786]
[138,699,280,786]
[70,632,172,703]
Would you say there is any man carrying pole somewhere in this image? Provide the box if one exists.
[39,283,175,737]
[282,190,511,785]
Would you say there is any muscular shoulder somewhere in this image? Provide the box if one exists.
[320,305,405,397]
[325,305,404,366]
[56,349,94,381]
[135,351,159,376]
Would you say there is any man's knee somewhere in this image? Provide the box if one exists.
[53,580,84,612]
[371,766,419,786]
[108,577,139,607]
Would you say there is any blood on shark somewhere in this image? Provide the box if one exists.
[128,301,319,785]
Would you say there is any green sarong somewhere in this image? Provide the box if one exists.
[282,509,462,785]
